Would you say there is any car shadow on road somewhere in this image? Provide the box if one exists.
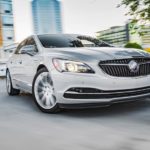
[59,99,150,118]
[4,90,150,118]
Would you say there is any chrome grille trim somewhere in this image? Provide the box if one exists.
[100,58,150,64]
[99,58,150,77]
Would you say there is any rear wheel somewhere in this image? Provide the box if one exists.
[6,70,20,95]
[33,68,59,113]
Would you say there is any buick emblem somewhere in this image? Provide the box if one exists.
[128,60,139,73]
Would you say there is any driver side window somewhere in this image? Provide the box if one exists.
[26,37,38,53]
[19,37,38,56]
[15,39,27,54]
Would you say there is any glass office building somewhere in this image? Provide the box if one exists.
[140,26,150,45]
[0,0,14,48]
[31,0,62,34]
[97,23,150,47]
[96,25,130,46]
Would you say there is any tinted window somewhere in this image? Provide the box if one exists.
[26,37,38,52]
[15,39,27,54]
[26,37,36,46]
[38,35,112,48]
[38,35,73,48]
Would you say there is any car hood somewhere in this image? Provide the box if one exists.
[44,47,150,62]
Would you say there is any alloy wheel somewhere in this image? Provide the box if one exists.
[34,72,56,109]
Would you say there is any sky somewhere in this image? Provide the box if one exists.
[13,0,128,42]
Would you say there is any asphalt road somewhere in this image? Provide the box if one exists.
[0,78,150,150]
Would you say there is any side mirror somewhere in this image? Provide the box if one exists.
[20,45,37,56]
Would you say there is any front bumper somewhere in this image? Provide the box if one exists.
[59,92,150,109]
[51,70,150,106]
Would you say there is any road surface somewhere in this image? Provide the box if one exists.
[0,78,150,150]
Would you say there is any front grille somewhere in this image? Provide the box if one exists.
[99,58,150,77]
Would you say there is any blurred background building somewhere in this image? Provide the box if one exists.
[96,23,150,49]
[0,0,14,48]
[140,26,150,45]
[0,0,63,60]
[0,0,149,60]
[96,25,129,46]
[31,0,62,34]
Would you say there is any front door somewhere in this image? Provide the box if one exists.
[18,37,40,92]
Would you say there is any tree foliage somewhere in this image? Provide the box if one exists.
[118,0,150,25]
[124,42,143,49]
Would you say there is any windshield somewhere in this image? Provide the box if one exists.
[38,34,112,48]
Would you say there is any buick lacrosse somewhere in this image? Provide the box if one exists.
[6,34,150,113]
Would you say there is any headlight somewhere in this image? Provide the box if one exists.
[52,58,95,73]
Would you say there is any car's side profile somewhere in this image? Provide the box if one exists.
[6,34,150,113]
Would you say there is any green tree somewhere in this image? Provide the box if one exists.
[124,42,143,49]
[118,0,150,25]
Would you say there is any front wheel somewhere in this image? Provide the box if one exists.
[32,68,59,113]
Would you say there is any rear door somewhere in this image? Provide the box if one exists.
[9,39,27,84]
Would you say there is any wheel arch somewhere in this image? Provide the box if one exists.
[6,68,9,72]
[33,65,49,86]
[37,64,48,72]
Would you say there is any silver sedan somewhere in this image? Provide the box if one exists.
[6,34,150,113]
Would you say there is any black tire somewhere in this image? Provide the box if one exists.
[6,70,20,96]
[32,68,60,113]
